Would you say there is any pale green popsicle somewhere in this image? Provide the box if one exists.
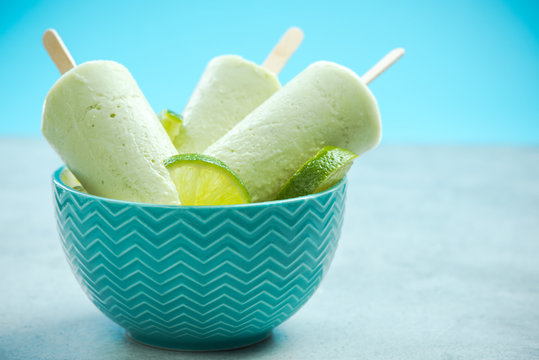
[42,60,180,205]
[205,61,382,203]
[175,55,281,153]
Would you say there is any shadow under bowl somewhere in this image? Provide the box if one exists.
[52,166,347,351]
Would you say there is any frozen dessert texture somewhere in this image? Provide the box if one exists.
[42,60,180,205]
[205,61,381,202]
[176,55,281,153]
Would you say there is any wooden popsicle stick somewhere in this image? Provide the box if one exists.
[43,29,76,74]
[361,48,405,85]
[262,27,304,75]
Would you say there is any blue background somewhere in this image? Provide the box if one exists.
[0,0,537,144]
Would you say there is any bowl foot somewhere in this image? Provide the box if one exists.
[126,330,273,352]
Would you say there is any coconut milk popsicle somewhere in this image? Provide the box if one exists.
[42,60,180,205]
[206,61,382,202]
[175,28,303,153]
[177,55,280,153]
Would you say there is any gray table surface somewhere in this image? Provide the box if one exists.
[1,139,538,360]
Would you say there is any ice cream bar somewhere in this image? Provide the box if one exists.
[205,61,381,202]
[175,55,281,153]
[42,60,180,205]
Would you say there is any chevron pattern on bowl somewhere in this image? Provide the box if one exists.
[52,167,346,351]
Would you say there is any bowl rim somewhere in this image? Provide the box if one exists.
[52,166,346,209]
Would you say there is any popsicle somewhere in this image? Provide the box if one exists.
[42,30,180,205]
[175,28,303,153]
[205,50,404,203]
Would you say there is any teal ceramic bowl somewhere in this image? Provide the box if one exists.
[52,166,346,351]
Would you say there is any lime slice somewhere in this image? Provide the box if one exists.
[158,109,183,143]
[60,168,87,193]
[276,146,357,200]
[165,154,251,205]
[60,168,81,188]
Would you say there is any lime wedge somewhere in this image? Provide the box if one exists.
[276,146,357,200]
[165,154,251,205]
[158,109,183,143]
